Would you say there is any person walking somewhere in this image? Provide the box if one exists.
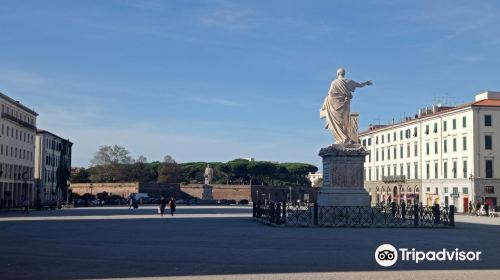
[468,201,473,215]
[168,197,176,216]
[159,196,167,216]
[128,197,134,210]
[475,201,481,216]
[21,199,29,215]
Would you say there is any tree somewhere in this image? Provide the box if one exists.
[227,159,250,184]
[70,168,91,183]
[157,156,181,183]
[90,145,133,166]
[163,155,176,163]
[136,155,148,163]
[247,161,276,185]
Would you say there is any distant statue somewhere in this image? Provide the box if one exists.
[320,68,372,144]
[204,164,214,185]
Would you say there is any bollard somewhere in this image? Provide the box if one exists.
[282,201,287,224]
[313,203,319,225]
[450,205,455,227]
[252,200,256,217]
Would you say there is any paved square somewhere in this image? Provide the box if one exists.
[0,206,499,280]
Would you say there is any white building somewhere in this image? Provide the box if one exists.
[307,172,323,187]
[0,92,38,207]
[359,91,500,213]
[35,129,73,203]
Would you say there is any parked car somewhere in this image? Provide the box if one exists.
[238,199,249,205]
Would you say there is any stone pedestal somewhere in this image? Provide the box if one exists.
[202,184,214,200]
[317,144,370,207]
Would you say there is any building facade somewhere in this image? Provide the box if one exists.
[0,92,38,207]
[360,91,500,213]
[35,130,73,203]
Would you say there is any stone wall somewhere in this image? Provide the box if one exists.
[70,182,139,197]
[180,184,251,201]
[70,182,180,198]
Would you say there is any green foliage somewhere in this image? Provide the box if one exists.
[84,145,318,186]
[71,168,91,183]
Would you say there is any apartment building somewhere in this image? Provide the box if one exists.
[0,92,38,207]
[35,129,73,202]
[360,91,500,212]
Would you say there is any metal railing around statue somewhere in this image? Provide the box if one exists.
[252,201,454,228]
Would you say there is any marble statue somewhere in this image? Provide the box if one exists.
[320,68,372,144]
[204,164,214,185]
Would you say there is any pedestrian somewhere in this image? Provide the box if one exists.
[475,201,481,216]
[169,197,176,216]
[159,196,167,216]
[21,199,29,215]
[484,203,489,216]
[468,201,473,215]
[128,197,134,210]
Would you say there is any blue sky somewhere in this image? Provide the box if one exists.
[1,0,499,168]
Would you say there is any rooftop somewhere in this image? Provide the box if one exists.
[359,91,500,136]
[0,91,38,116]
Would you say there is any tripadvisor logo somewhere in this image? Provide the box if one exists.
[375,244,482,267]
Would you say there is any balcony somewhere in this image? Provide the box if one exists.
[1,113,36,131]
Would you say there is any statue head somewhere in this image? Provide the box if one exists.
[337,67,346,78]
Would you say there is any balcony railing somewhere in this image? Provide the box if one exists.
[1,113,36,130]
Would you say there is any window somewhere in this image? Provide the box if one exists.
[444,187,448,194]
[387,165,391,176]
[414,142,418,156]
[463,136,467,151]
[485,135,492,150]
[443,139,448,153]
[414,163,419,179]
[453,161,457,178]
[443,121,447,132]
[382,149,385,161]
[393,164,397,175]
[407,163,411,179]
[453,138,457,152]
[368,168,371,181]
[400,164,404,176]
[387,148,391,160]
[434,141,438,154]
[393,132,396,141]
[425,125,429,135]
[463,116,467,128]
[485,186,495,194]
[463,160,468,178]
[452,119,457,130]
[433,123,438,133]
[400,130,403,140]
[376,168,379,180]
[426,162,430,179]
[376,149,379,161]
[443,161,448,178]
[434,162,438,179]
[376,136,378,144]
[387,133,390,143]
[368,138,372,146]
[393,146,397,159]
[485,160,493,178]
[382,166,385,177]
[463,187,468,195]
[362,139,366,146]
[381,135,384,144]
[407,143,410,158]
[413,127,418,137]
[426,142,430,155]
[400,145,403,158]
[485,115,492,127]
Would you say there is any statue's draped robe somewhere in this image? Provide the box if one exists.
[320,78,362,144]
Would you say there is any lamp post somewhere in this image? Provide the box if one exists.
[89,183,93,196]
